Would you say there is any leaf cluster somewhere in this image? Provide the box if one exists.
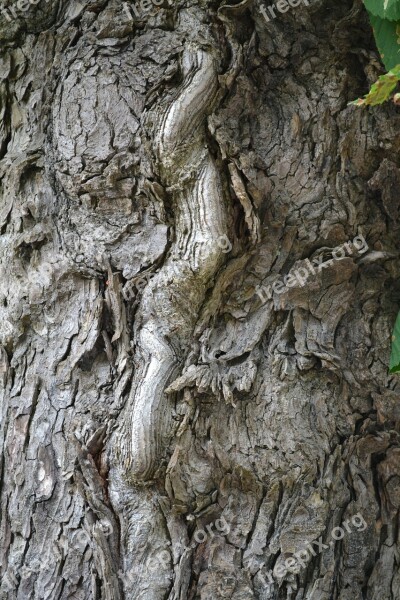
[354,0,400,105]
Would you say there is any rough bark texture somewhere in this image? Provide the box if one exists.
[1,0,400,598]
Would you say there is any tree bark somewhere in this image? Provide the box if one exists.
[1,0,400,599]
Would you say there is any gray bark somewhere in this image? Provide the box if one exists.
[1,0,400,599]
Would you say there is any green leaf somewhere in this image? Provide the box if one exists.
[368,12,400,70]
[364,0,400,21]
[351,64,400,105]
[390,311,400,372]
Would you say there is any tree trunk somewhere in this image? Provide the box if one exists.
[1,0,400,598]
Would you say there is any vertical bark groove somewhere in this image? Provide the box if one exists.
[110,18,229,485]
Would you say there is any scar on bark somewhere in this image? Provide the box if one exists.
[110,46,229,484]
